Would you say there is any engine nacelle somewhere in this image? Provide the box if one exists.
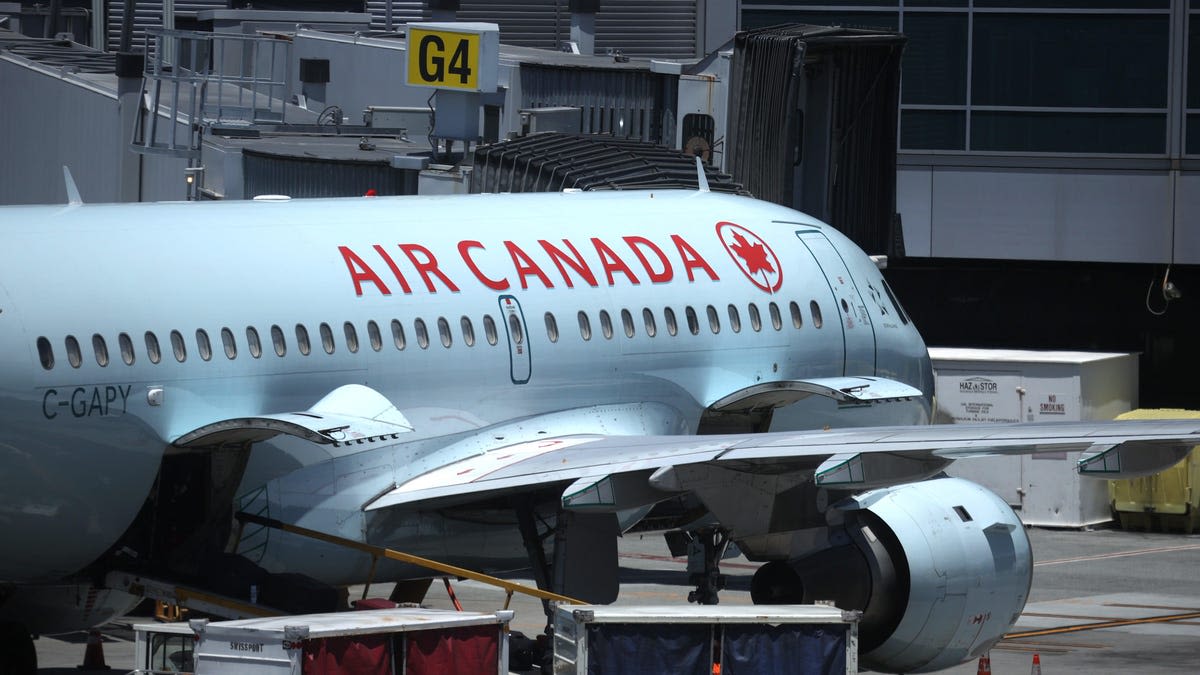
[751,477,1032,673]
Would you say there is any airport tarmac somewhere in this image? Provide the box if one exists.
[33,525,1200,673]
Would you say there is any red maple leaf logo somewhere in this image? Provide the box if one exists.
[730,232,775,276]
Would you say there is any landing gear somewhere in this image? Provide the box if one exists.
[685,528,729,605]
[0,621,36,675]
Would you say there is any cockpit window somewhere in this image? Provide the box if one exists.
[881,278,910,325]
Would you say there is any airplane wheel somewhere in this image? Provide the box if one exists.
[0,621,37,675]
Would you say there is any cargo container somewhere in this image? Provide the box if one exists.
[131,607,512,675]
[551,604,859,674]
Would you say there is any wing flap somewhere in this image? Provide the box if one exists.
[1078,440,1191,478]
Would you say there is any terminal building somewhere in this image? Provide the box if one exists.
[1,0,1196,406]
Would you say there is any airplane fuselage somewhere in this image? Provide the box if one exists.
[0,190,931,585]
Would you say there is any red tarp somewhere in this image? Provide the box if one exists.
[405,624,499,675]
[302,635,391,675]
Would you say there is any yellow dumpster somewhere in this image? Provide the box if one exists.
[1109,409,1200,533]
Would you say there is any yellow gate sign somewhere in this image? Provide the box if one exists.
[405,23,499,93]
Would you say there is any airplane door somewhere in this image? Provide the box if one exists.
[796,230,876,376]
[498,295,531,384]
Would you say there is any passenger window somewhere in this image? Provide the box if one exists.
[145,331,162,364]
[221,327,237,359]
[769,303,783,331]
[170,330,186,362]
[415,318,430,349]
[391,319,406,350]
[643,308,657,337]
[621,309,635,338]
[810,300,824,329]
[706,305,720,334]
[685,306,700,335]
[119,332,135,365]
[727,305,741,333]
[484,315,499,345]
[367,320,383,351]
[66,335,82,368]
[461,317,476,347]
[37,336,54,370]
[545,312,559,343]
[296,324,311,355]
[578,311,592,341]
[319,323,335,354]
[790,301,804,329]
[748,303,762,332]
[599,310,613,339]
[196,329,212,361]
[271,325,287,356]
[246,327,262,358]
[507,313,524,345]
[344,322,359,353]
[93,334,109,367]
[438,317,452,348]
[664,307,678,336]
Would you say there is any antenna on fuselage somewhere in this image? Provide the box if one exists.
[62,166,82,205]
[694,155,710,193]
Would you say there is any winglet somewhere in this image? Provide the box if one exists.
[63,166,82,205]
[694,156,710,193]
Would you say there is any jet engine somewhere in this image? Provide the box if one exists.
[750,477,1032,673]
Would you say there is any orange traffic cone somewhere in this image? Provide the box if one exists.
[1031,652,1042,675]
[976,653,992,675]
[78,629,111,670]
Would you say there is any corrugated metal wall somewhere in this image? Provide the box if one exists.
[104,0,227,53]
[520,64,678,145]
[242,151,418,198]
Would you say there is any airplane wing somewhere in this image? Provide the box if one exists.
[365,419,1200,513]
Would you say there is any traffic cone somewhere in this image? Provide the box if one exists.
[77,629,111,670]
[1031,652,1042,675]
[975,652,991,675]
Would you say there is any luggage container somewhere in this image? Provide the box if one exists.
[1109,409,1200,533]
[131,607,512,675]
[552,604,859,674]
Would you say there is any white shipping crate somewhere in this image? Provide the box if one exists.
[930,348,1138,527]
[552,604,859,675]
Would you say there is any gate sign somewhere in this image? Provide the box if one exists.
[405,22,500,93]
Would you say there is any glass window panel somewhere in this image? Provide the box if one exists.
[295,324,311,356]
[319,323,335,354]
[901,14,967,106]
[1188,16,1200,109]
[93,334,109,366]
[621,309,635,338]
[119,333,135,365]
[368,320,383,351]
[706,305,721,334]
[599,310,614,339]
[972,14,1168,109]
[438,317,452,348]
[748,304,762,332]
[506,314,523,345]
[221,327,236,359]
[415,319,430,349]
[1186,114,1200,155]
[66,335,82,367]
[461,317,476,346]
[790,301,804,329]
[246,327,262,358]
[271,325,286,356]
[901,110,966,151]
[196,330,212,361]
[643,308,657,337]
[977,1,1166,7]
[971,111,1165,153]
[810,301,825,329]
[484,315,498,345]
[37,336,54,370]
[769,303,783,331]
[907,0,967,6]
[664,307,678,336]
[145,332,162,364]
[743,10,897,32]
[578,311,592,341]
[344,322,359,353]
[685,306,700,335]
[727,305,741,333]
[170,330,186,362]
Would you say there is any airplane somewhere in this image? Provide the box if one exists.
[1,184,1198,674]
